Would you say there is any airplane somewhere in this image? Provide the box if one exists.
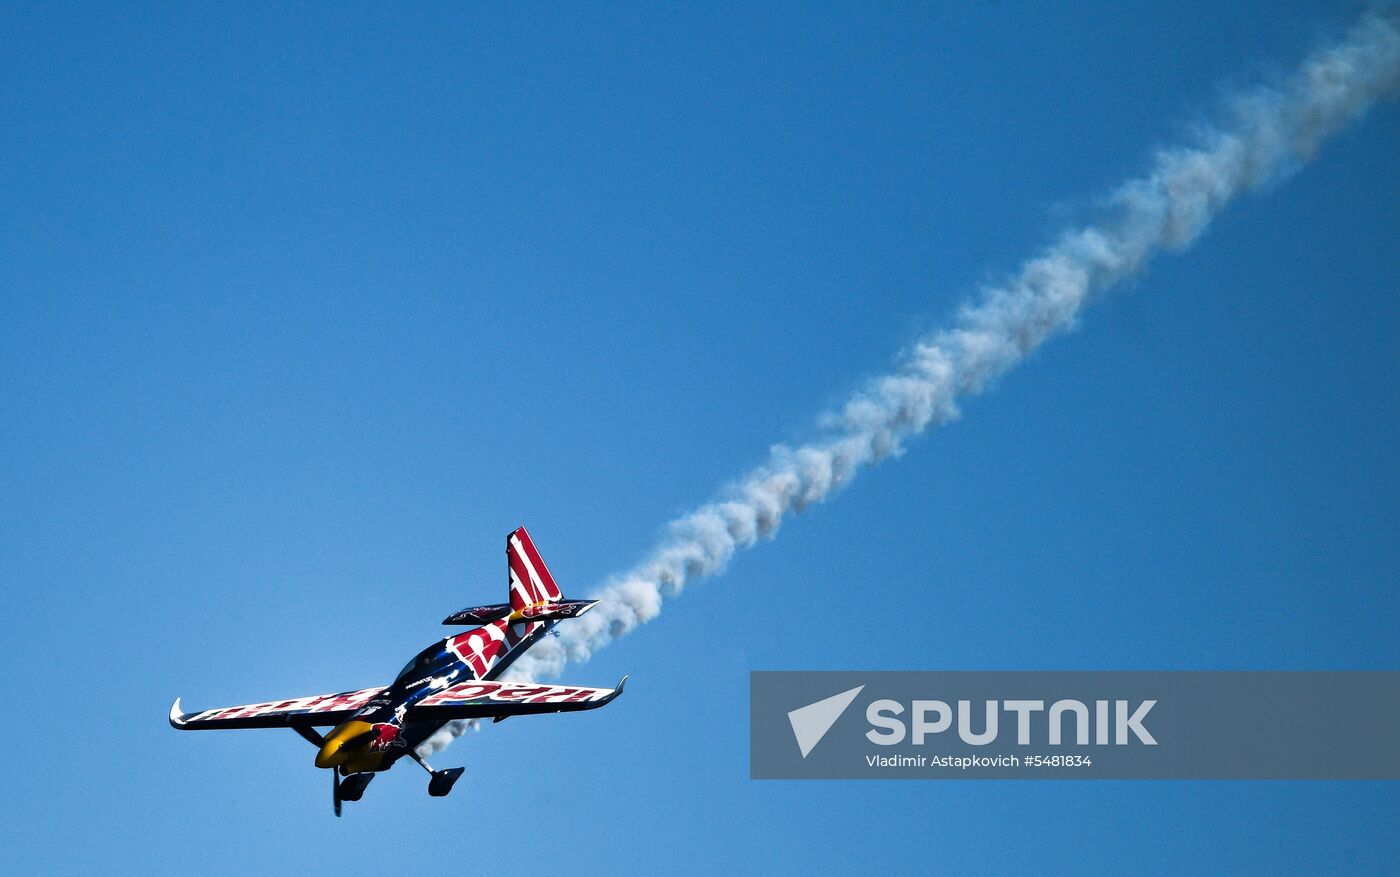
[170,525,627,815]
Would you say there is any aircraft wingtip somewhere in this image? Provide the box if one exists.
[616,675,628,694]
[169,697,186,728]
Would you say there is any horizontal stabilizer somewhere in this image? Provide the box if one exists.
[514,599,598,621]
[442,599,598,626]
[441,603,513,625]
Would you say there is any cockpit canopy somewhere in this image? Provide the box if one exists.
[396,645,445,681]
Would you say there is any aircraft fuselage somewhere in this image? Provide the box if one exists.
[314,616,556,773]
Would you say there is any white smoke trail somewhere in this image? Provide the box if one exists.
[420,9,1400,754]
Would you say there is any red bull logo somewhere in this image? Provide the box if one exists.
[368,723,405,752]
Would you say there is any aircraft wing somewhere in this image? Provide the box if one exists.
[169,686,387,730]
[405,677,627,722]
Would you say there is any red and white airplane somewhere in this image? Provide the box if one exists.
[170,526,626,815]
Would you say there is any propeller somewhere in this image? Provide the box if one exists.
[332,769,342,817]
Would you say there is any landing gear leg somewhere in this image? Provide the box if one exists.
[408,750,465,797]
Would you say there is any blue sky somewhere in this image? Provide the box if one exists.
[2,2,1398,873]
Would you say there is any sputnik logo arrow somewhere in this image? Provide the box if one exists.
[787,685,864,758]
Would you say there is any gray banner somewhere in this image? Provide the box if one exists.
[750,671,1400,779]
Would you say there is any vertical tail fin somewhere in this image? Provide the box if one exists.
[507,525,563,611]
